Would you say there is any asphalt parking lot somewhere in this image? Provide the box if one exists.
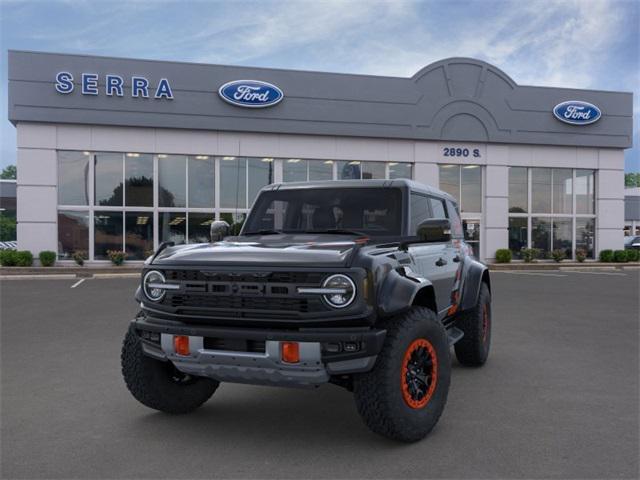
[1,270,638,479]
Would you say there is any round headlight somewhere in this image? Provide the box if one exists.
[322,274,356,308]
[143,270,166,302]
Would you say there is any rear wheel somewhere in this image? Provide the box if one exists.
[121,327,219,414]
[454,282,491,366]
[353,307,451,442]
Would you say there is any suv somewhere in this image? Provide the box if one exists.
[122,180,492,442]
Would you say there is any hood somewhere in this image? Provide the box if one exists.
[152,234,362,268]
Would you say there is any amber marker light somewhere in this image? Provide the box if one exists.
[281,342,300,363]
[174,335,190,356]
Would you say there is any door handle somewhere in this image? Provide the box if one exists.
[435,257,447,267]
[453,255,461,263]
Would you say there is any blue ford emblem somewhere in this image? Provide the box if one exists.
[218,80,283,108]
[553,100,601,125]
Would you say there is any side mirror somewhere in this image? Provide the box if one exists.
[417,218,452,243]
[210,220,231,242]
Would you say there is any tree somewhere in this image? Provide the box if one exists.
[625,172,640,188]
[1,165,16,179]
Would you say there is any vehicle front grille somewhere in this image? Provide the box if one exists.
[158,269,332,320]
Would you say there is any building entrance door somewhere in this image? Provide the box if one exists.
[463,219,481,259]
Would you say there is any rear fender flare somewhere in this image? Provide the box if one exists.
[459,258,491,311]
[377,268,437,317]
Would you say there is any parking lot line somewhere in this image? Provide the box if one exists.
[494,271,567,277]
[70,278,86,288]
[563,270,627,276]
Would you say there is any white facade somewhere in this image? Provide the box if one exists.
[16,122,625,262]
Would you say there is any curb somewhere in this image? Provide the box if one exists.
[488,262,639,271]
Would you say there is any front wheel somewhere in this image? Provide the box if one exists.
[121,328,219,414]
[353,307,451,442]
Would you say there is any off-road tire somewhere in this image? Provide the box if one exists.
[121,327,219,414]
[454,282,491,366]
[353,307,451,442]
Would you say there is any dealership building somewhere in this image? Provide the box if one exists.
[7,50,633,262]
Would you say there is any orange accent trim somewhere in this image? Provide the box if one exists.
[173,335,190,356]
[401,338,438,409]
[281,342,300,363]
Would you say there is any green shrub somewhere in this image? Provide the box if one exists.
[0,249,18,266]
[107,250,127,266]
[626,249,639,262]
[599,249,614,262]
[521,248,538,263]
[72,250,88,266]
[495,249,512,263]
[575,248,587,263]
[551,249,566,263]
[613,250,628,263]
[39,250,56,267]
[15,250,33,267]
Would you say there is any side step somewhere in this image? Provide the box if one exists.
[447,327,464,346]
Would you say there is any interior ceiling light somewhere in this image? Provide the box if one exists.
[126,153,140,157]
[195,155,209,160]
[168,217,186,225]
[287,159,301,163]
[262,157,274,162]
[324,160,334,164]
[136,216,149,225]
[463,165,479,169]
[388,162,398,166]
[222,156,236,161]
[349,161,361,165]
[158,154,168,159]
[82,151,91,156]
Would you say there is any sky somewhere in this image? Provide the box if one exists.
[0,0,638,172]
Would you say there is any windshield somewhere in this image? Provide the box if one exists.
[243,187,402,238]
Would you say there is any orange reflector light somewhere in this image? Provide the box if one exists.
[281,342,300,363]
[174,335,190,356]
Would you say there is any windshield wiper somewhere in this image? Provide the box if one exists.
[303,229,369,237]
[242,229,284,236]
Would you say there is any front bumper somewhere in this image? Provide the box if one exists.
[132,316,386,388]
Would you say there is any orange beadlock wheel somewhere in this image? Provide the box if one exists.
[401,338,438,409]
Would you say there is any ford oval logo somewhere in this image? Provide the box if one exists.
[553,100,601,125]
[218,80,283,108]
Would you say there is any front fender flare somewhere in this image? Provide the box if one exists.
[377,268,435,317]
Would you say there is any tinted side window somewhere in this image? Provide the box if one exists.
[446,200,464,238]
[429,197,447,219]
[410,193,430,234]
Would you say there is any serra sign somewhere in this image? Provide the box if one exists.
[218,80,283,108]
[553,100,601,125]
[55,72,174,99]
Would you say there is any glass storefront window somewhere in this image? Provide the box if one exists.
[248,158,273,206]
[508,217,527,258]
[552,217,572,258]
[158,155,186,207]
[221,212,247,236]
[57,211,89,259]
[576,170,595,214]
[531,217,551,258]
[283,159,307,182]
[58,151,90,205]
[125,212,154,260]
[461,165,482,212]
[576,218,595,259]
[531,168,552,213]
[361,161,385,179]
[552,169,573,214]
[188,212,214,243]
[125,153,153,207]
[220,157,247,208]
[508,167,527,213]
[95,153,123,206]
[388,162,412,179]
[188,156,215,208]
[309,160,333,180]
[94,211,123,260]
[159,212,186,245]
[438,165,459,201]
[337,160,363,180]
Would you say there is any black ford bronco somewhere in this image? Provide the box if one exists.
[122,179,492,442]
